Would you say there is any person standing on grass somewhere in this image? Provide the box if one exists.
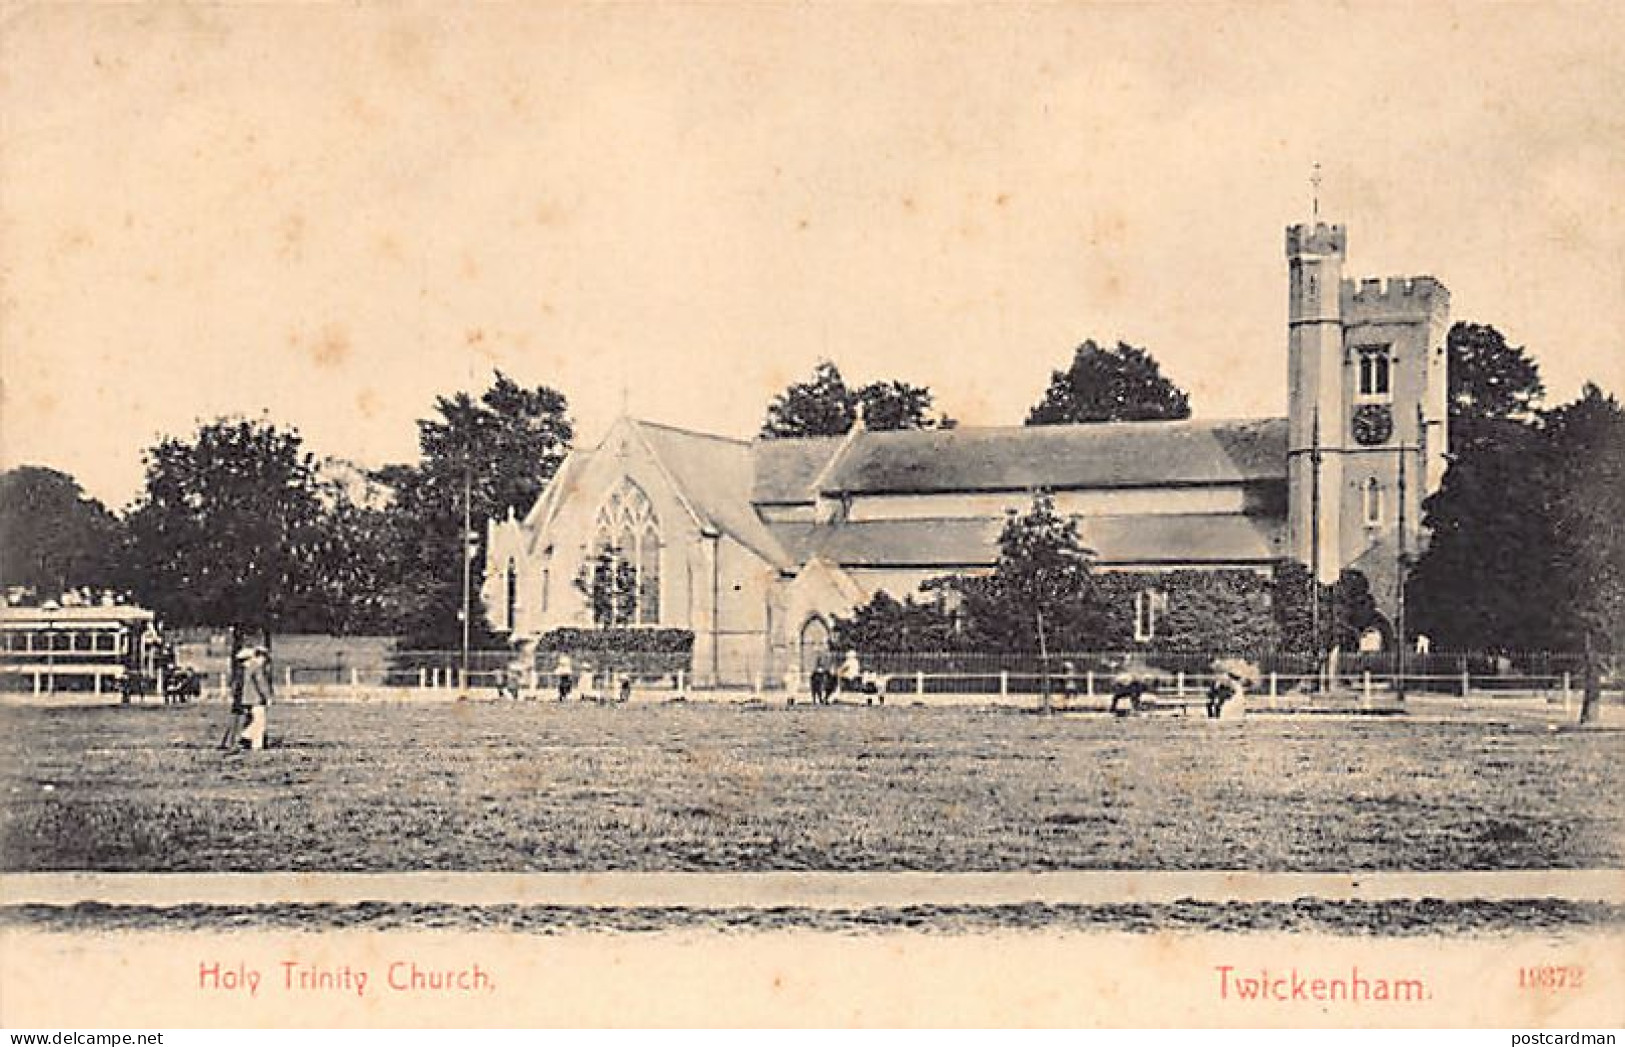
[239,646,274,750]
[554,653,574,701]
[1058,661,1078,711]
[220,645,250,750]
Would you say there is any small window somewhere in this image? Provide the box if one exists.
[1363,478,1384,527]
[1358,346,1392,400]
[1133,589,1166,643]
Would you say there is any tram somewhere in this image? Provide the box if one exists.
[0,603,167,697]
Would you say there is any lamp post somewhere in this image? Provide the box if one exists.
[1309,410,1323,685]
[1395,436,1408,703]
[460,447,473,695]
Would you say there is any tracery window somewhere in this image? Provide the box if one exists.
[592,480,662,626]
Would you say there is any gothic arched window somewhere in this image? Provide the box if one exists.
[592,480,662,626]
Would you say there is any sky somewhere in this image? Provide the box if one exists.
[2,3,1622,510]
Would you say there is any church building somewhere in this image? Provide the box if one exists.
[482,219,1450,683]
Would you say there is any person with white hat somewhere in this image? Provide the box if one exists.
[237,645,274,751]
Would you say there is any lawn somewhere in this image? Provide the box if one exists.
[1,701,1620,872]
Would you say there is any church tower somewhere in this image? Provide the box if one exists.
[1285,221,1347,584]
[1286,220,1450,616]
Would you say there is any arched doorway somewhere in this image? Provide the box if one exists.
[799,616,831,676]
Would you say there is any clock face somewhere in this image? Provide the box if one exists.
[1352,404,1394,446]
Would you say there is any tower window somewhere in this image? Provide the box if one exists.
[1358,346,1392,400]
[1363,478,1384,527]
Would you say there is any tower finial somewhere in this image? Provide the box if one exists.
[1311,161,1323,221]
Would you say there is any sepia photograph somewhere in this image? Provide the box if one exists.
[0,0,1621,1030]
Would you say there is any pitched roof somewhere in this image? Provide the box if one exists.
[1080,513,1286,565]
[550,416,1291,577]
[632,421,796,570]
[791,518,1004,568]
[820,418,1288,495]
[750,437,843,503]
[778,512,1285,569]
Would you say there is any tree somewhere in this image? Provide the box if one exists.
[574,547,638,628]
[298,481,400,636]
[760,360,950,438]
[381,371,574,648]
[1272,561,1384,655]
[952,491,1107,653]
[1408,427,1562,652]
[1447,322,1545,428]
[830,590,965,654]
[0,467,124,600]
[123,418,325,639]
[856,380,944,433]
[1026,340,1191,425]
[1326,569,1383,652]
[1541,383,1625,722]
[1407,321,1559,652]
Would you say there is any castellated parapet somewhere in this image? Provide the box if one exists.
[1286,222,1347,256]
[1340,275,1450,322]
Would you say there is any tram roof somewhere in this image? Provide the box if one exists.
[0,605,156,626]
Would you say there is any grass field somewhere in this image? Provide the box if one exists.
[6,900,1623,936]
[1,700,1620,873]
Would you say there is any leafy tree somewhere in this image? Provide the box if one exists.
[952,491,1107,652]
[1447,322,1545,428]
[856,380,945,433]
[1026,339,1191,425]
[1270,561,1320,653]
[1408,418,1561,651]
[574,547,638,628]
[0,467,124,599]
[1089,569,1275,653]
[381,371,573,648]
[760,360,950,438]
[123,418,325,640]
[1326,569,1383,652]
[1273,561,1384,655]
[1407,321,1561,653]
[1541,383,1625,722]
[299,481,400,635]
[830,590,965,654]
